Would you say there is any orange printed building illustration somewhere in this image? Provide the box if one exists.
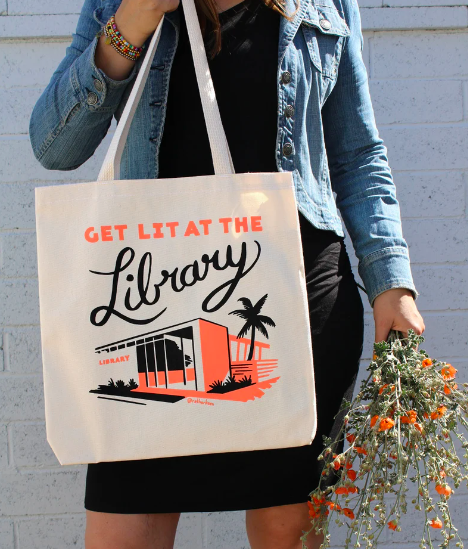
[94,319,279,401]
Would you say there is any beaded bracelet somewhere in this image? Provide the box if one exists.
[101,14,145,62]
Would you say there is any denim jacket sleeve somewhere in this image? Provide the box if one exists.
[321,0,419,308]
[29,0,138,171]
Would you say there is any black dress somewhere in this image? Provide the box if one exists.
[84,0,365,513]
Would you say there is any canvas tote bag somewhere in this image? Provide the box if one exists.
[35,0,317,465]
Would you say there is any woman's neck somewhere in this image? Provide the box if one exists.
[216,0,247,13]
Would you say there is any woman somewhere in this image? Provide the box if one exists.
[29,0,425,546]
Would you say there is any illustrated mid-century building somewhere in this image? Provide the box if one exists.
[95,318,277,393]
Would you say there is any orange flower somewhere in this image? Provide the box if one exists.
[379,384,396,394]
[379,418,395,431]
[373,353,377,360]
[431,406,447,420]
[324,501,342,512]
[333,459,342,470]
[441,364,457,380]
[347,469,357,482]
[423,412,429,419]
[444,383,458,395]
[379,384,388,395]
[400,410,417,424]
[312,495,325,505]
[355,446,368,455]
[335,486,348,495]
[440,469,446,478]
[371,415,379,428]
[422,358,433,368]
[429,519,443,529]
[343,508,355,519]
[348,485,359,494]
[414,423,424,434]
[346,433,356,444]
[308,501,321,518]
[435,484,453,497]
[345,460,353,470]
[388,520,398,531]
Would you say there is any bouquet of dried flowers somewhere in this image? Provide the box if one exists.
[302,328,468,549]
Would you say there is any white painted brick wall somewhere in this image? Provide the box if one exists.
[1,0,467,547]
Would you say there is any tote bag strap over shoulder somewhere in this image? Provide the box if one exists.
[97,0,235,182]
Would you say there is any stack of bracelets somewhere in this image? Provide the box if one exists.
[100,14,145,62]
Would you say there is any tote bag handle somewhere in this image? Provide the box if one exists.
[97,0,235,182]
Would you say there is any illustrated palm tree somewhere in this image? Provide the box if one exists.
[229,294,276,361]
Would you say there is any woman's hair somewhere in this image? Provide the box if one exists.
[195,0,298,57]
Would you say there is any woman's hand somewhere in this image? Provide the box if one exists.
[373,288,425,343]
[95,0,180,81]
[115,0,180,46]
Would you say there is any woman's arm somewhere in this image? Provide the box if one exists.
[29,0,140,171]
[321,0,418,309]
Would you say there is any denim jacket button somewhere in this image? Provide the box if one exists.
[93,79,103,92]
[319,18,331,30]
[281,71,291,84]
[283,143,293,156]
[285,105,294,118]
[86,92,98,105]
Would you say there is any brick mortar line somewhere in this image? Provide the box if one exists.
[2,419,48,424]
[4,466,83,474]
[368,33,374,79]
[0,324,40,327]
[410,262,468,266]
[9,513,86,523]
[369,76,468,81]
[0,276,39,280]
[15,466,79,473]
[358,356,467,360]
[379,121,468,128]
[0,372,42,377]
[364,310,468,316]
[462,81,468,121]
[0,229,36,233]
[464,170,468,219]
[3,12,80,16]
[7,422,13,468]
[394,167,468,172]
[1,420,45,425]
[0,37,71,44]
[0,179,98,183]
[368,26,468,34]
[363,4,468,7]
[13,520,19,549]
[351,262,468,266]
[3,330,10,371]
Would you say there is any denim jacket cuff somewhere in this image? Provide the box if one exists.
[71,35,138,112]
[358,246,420,308]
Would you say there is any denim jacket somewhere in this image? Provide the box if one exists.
[29,0,419,308]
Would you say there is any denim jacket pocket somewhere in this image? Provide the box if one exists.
[93,0,123,26]
[301,2,349,82]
